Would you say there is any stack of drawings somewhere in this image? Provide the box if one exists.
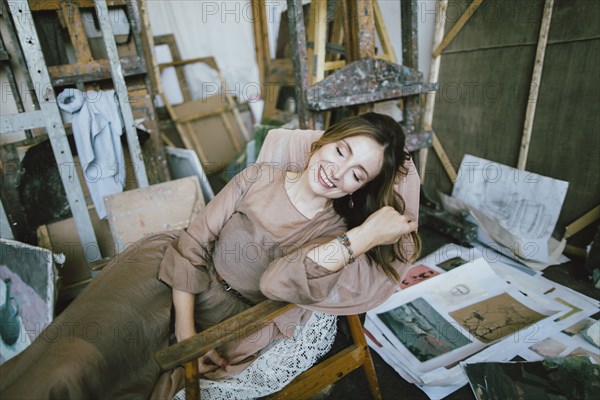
[365,244,599,399]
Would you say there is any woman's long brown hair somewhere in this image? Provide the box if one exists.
[309,112,421,283]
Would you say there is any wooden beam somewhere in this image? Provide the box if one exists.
[250,0,270,89]
[155,301,296,370]
[184,361,199,400]
[354,0,376,59]
[432,0,484,58]
[347,314,382,400]
[308,0,328,84]
[48,57,146,86]
[517,0,554,170]
[286,0,311,129]
[400,0,418,67]
[373,0,396,62]
[340,0,357,62]
[153,34,191,102]
[432,131,457,183]
[95,0,148,187]
[268,345,365,400]
[7,0,100,262]
[29,0,127,11]
[564,204,600,240]
[59,0,93,62]
[420,0,448,182]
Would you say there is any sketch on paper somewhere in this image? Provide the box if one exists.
[377,298,472,362]
[452,155,568,240]
[449,293,549,344]
[427,272,490,307]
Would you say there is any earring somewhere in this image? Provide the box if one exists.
[349,193,354,209]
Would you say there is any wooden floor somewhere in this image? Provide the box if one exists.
[325,226,600,400]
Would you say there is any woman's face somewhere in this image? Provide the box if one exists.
[306,135,385,199]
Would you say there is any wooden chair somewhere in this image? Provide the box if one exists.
[155,301,382,400]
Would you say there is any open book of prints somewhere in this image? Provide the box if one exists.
[365,244,599,400]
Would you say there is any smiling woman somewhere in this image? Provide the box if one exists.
[0,112,421,399]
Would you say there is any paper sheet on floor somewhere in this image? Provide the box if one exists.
[440,154,569,269]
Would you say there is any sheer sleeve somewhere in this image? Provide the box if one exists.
[259,232,416,315]
[158,165,259,293]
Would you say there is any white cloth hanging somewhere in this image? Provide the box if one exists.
[57,89,126,219]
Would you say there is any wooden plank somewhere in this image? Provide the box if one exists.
[564,204,600,239]
[1,1,40,113]
[420,0,448,182]
[327,0,345,63]
[269,345,365,399]
[124,0,145,66]
[250,0,270,90]
[184,362,199,400]
[154,34,191,102]
[517,0,554,170]
[354,0,376,59]
[158,57,219,71]
[373,0,396,62]
[29,0,127,11]
[156,301,296,370]
[48,56,146,86]
[432,0,484,58]
[309,0,328,84]
[347,314,382,400]
[95,0,148,187]
[1,110,46,133]
[59,0,93,62]
[104,176,204,252]
[340,0,357,62]
[399,0,419,133]
[286,0,312,129]
[401,0,418,68]
[7,0,100,263]
[323,60,346,71]
[432,131,457,183]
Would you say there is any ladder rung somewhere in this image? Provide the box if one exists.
[1,110,46,134]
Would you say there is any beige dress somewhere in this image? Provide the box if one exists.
[0,130,420,399]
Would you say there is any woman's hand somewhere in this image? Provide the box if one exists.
[306,206,417,273]
[357,206,417,247]
[172,289,229,374]
[197,349,228,374]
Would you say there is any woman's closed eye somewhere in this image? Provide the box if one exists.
[353,171,360,182]
[336,146,344,157]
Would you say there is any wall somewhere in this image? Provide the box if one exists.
[424,0,600,243]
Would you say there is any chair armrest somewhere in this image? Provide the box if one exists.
[155,300,296,370]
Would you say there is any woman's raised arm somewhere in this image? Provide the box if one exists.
[260,207,418,314]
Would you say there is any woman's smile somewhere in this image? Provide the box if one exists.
[318,166,337,189]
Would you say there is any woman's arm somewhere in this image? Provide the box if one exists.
[161,165,264,372]
[172,288,228,373]
[260,207,418,312]
[306,206,417,272]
